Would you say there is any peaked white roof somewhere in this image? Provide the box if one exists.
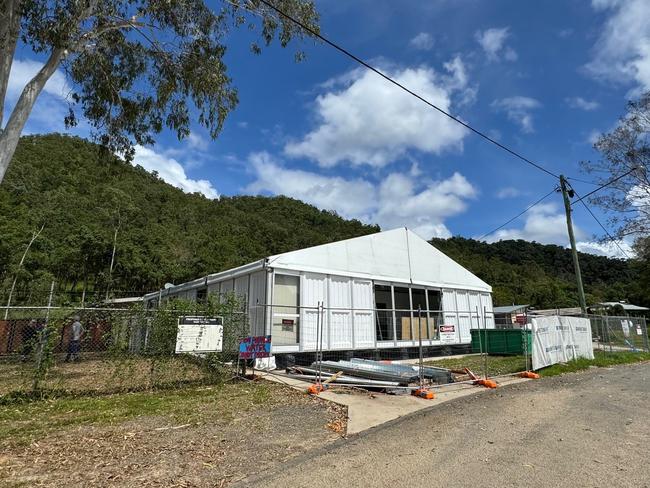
[268,228,491,292]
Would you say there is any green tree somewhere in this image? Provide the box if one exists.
[582,92,650,239]
[0,0,320,184]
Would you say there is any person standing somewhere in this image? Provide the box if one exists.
[65,316,85,362]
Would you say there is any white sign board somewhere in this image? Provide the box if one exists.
[531,316,594,370]
[175,316,223,354]
[440,324,456,343]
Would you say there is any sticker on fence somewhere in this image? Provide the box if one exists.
[531,316,594,370]
[239,335,272,359]
[175,316,223,354]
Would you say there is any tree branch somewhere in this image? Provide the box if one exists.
[0,47,66,182]
[0,0,21,129]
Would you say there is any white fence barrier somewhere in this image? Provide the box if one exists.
[531,315,594,370]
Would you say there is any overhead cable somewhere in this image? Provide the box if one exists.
[570,167,639,206]
[568,186,631,259]
[255,0,560,179]
[477,187,558,241]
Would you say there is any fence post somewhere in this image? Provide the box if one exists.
[33,280,55,392]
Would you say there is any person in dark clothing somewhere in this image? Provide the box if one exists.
[65,316,85,362]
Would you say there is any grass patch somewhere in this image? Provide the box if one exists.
[539,350,650,377]
[0,381,276,447]
[425,354,528,376]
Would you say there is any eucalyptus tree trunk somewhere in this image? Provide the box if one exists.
[0,0,21,129]
[0,48,65,183]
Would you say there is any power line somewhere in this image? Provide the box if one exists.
[569,186,631,259]
[570,167,638,205]
[255,0,560,180]
[566,177,600,187]
[478,187,558,241]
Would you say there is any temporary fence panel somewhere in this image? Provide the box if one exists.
[352,279,375,348]
[301,272,327,351]
[329,276,352,349]
[531,315,594,370]
[590,315,649,352]
[248,271,266,336]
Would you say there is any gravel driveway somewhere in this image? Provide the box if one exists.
[241,362,650,488]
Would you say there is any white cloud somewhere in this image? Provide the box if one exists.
[246,152,477,239]
[491,96,541,133]
[186,133,209,151]
[7,58,69,100]
[586,0,650,93]
[475,27,517,62]
[284,62,472,168]
[576,239,633,258]
[566,96,600,111]
[482,202,633,258]
[133,145,219,199]
[409,32,434,51]
[496,187,522,199]
[3,58,73,133]
[245,152,375,217]
[485,203,586,246]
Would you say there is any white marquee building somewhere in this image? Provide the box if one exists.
[144,228,494,355]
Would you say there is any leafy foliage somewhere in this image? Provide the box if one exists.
[5,0,319,158]
[582,92,650,238]
[429,236,647,309]
[1,134,646,309]
[0,134,378,301]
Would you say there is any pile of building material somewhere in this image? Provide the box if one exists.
[286,358,453,390]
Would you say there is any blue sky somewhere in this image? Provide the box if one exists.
[6,0,650,257]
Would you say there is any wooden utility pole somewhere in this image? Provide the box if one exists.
[559,175,587,314]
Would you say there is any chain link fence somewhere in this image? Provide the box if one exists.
[587,314,649,352]
[0,295,249,401]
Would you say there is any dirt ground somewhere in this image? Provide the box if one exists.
[0,382,346,487]
[243,362,650,488]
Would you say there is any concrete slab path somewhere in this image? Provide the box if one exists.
[262,371,529,434]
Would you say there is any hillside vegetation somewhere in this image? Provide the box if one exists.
[430,237,646,309]
[0,134,377,302]
[0,134,645,308]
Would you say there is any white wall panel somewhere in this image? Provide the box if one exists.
[442,289,457,312]
[457,314,472,343]
[248,271,266,336]
[468,292,481,315]
[480,293,493,313]
[328,276,352,349]
[220,279,233,295]
[352,279,375,348]
[301,273,327,350]
[234,275,249,300]
[455,290,470,313]
[207,282,220,296]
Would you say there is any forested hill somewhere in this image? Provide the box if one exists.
[0,134,378,299]
[0,134,644,309]
[430,237,646,309]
